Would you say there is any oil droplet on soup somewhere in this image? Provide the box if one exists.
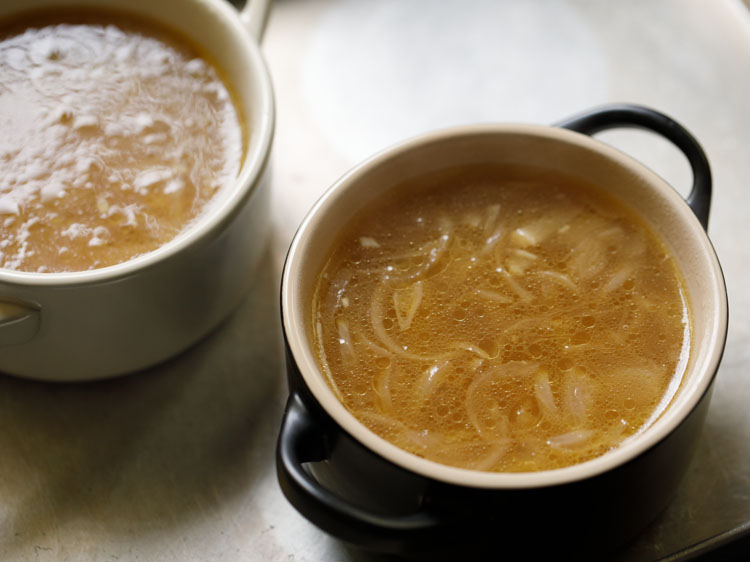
[0,11,244,272]
[311,165,691,473]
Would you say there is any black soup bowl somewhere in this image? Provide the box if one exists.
[277,104,728,558]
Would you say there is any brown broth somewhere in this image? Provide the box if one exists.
[311,165,691,472]
[0,10,244,272]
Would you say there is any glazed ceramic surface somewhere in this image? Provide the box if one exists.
[278,106,728,556]
[0,0,274,380]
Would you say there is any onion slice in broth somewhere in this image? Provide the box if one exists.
[393,281,423,331]
[547,429,594,449]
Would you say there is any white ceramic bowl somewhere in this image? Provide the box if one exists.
[0,0,274,381]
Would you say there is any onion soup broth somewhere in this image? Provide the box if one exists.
[311,165,691,473]
[0,11,244,272]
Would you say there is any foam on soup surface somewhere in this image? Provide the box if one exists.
[0,11,244,272]
[311,165,691,473]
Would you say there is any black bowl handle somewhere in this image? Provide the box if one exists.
[276,393,441,550]
[555,104,712,230]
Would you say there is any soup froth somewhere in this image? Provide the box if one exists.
[0,11,244,272]
[311,165,691,473]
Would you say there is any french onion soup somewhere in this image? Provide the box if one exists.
[0,10,244,272]
[311,165,691,473]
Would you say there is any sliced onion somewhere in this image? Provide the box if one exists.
[393,281,423,331]
[372,366,394,414]
[463,212,481,229]
[604,418,630,446]
[506,248,538,275]
[357,413,441,454]
[401,428,441,451]
[501,270,533,302]
[466,362,538,441]
[602,265,634,293]
[513,248,538,260]
[357,410,403,435]
[336,318,357,367]
[534,369,557,417]
[469,441,510,471]
[414,360,451,403]
[432,440,510,471]
[547,429,594,449]
[483,204,501,236]
[481,205,503,252]
[511,208,578,248]
[387,229,452,283]
[611,366,661,411]
[466,369,508,441]
[323,268,353,313]
[598,226,645,260]
[536,270,577,291]
[359,236,381,248]
[452,341,498,360]
[359,333,391,356]
[562,368,591,424]
[567,237,607,281]
[356,220,453,283]
[597,226,624,241]
[483,226,504,254]
[370,283,447,362]
[476,288,513,304]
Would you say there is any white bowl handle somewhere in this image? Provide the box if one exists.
[240,0,272,42]
[0,301,40,346]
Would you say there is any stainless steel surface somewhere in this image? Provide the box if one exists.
[2,0,749,559]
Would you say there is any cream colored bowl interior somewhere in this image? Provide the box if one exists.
[282,124,728,489]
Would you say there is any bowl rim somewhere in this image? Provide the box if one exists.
[0,0,275,285]
[281,122,729,490]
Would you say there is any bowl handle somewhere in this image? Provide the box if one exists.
[239,0,272,42]
[276,393,441,549]
[555,104,712,230]
[0,300,40,345]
